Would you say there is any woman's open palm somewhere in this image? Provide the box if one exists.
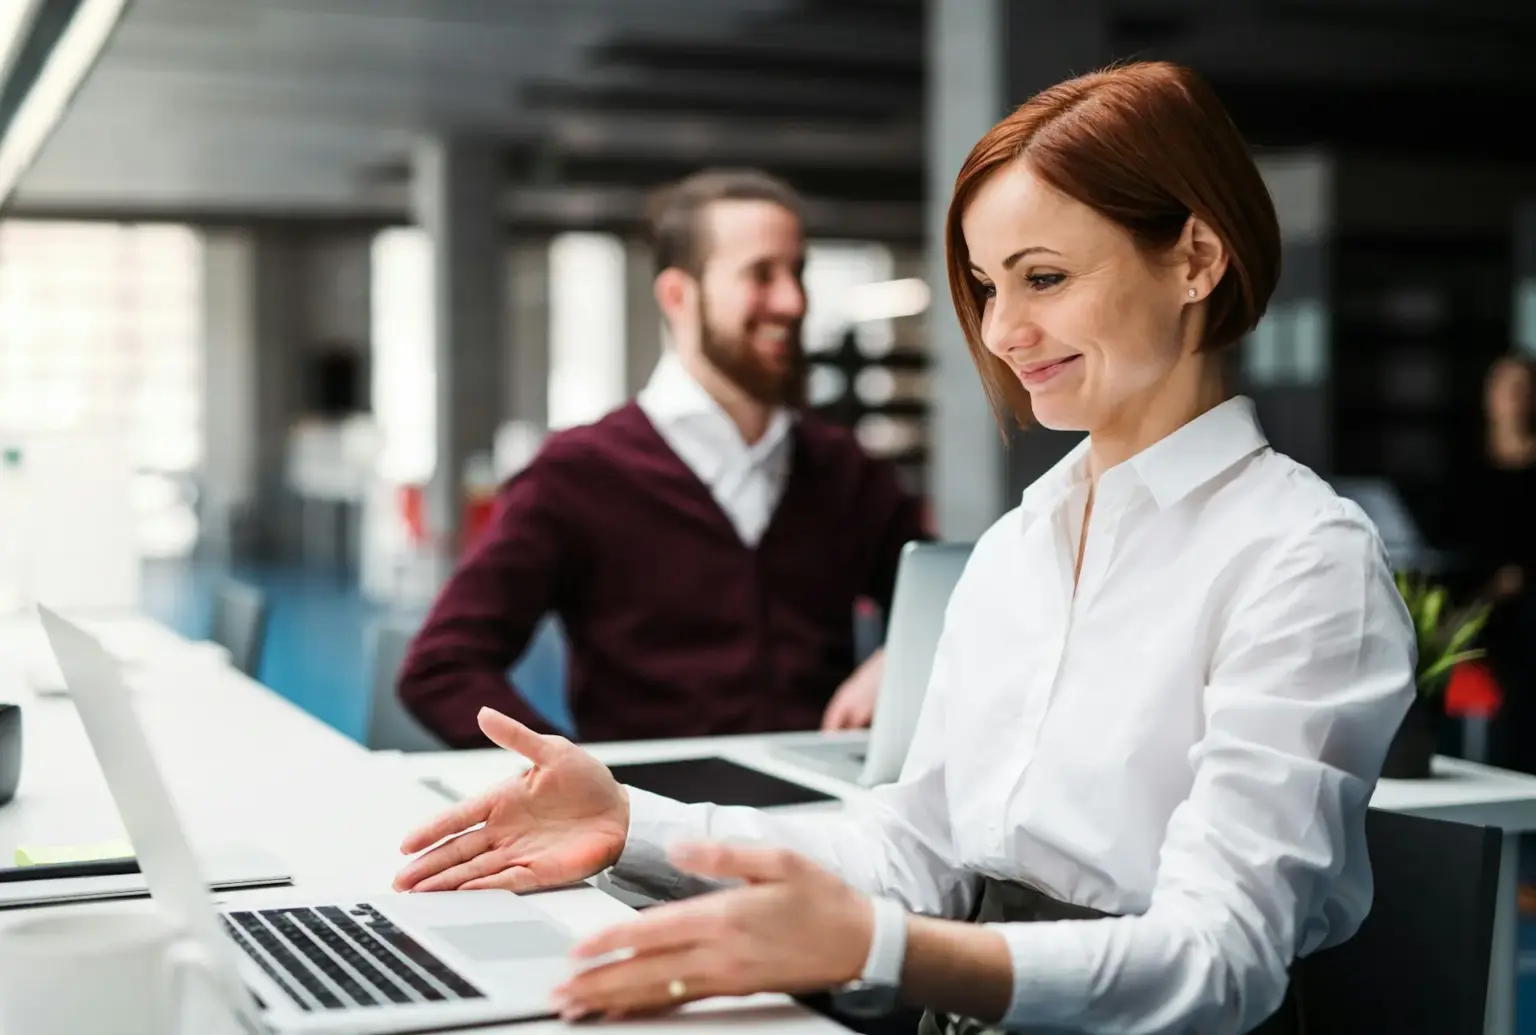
[393,708,629,894]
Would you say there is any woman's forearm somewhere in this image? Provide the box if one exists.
[901,915,1014,1023]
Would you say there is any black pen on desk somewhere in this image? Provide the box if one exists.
[0,857,139,883]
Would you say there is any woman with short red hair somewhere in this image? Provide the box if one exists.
[395,62,1415,1035]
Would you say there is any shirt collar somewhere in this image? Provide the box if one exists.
[637,349,717,423]
[1019,396,1269,515]
[637,349,795,465]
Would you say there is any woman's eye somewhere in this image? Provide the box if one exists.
[1027,273,1066,291]
[975,282,996,299]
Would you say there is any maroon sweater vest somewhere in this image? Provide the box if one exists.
[398,402,928,747]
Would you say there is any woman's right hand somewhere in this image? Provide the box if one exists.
[392,707,629,893]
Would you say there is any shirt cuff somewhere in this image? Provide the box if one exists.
[608,786,712,900]
[994,919,1098,1030]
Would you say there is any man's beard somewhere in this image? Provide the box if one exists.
[698,296,805,409]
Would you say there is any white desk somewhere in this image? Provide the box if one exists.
[380,730,873,810]
[0,612,841,1035]
[397,732,1536,1035]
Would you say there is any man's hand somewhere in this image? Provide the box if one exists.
[392,708,628,894]
[821,649,885,731]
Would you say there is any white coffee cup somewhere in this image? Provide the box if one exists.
[0,904,229,1035]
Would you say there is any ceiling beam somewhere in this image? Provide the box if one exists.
[1151,14,1536,88]
[520,67,919,122]
[593,23,922,78]
[546,111,920,168]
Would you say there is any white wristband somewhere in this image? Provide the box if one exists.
[860,895,909,986]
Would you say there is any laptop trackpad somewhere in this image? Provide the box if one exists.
[431,921,572,962]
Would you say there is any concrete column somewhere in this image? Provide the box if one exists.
[412,135,506,560]
[199,229,258,563]
[926,0,1109,539]
[505,238,550,427]
[249,229,308,563]
[1244,153,1334,475]
[926,0,1008,541]
[624,239,664,397]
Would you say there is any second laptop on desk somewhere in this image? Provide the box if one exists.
[773,540,971,788]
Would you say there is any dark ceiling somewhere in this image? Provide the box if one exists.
[502,0,1536,223]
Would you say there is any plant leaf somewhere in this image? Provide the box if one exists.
[1419,649,1488,689]
[1441,606,1491,659]
[1421,587,1445,642]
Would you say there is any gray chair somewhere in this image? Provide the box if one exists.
[210,579,269,678]
[364,620,446,752]
[1299,807,1501,1034]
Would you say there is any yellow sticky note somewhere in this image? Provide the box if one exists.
[14,840,135,866]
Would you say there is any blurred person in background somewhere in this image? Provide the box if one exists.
[1474,357,1536,763]
[397,169,928,748]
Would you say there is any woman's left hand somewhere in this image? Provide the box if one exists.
[552,843,873,1020]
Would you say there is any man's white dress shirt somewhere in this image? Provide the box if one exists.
[636,351,793,547]
[612,397,1416,1035]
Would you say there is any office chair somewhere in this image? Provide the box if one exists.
[209,578,269,678]
[364,616,572,751]
[364,619,447,752]
[1298,807,1501,1034]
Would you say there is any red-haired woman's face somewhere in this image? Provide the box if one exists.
[961,160,1202,435]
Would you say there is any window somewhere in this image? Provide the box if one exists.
[547,232,626,430]
[369,226,436,484]
[804,241,897,358]
[0,220,202,556]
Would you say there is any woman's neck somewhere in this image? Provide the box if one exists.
[1086,362,1229,484]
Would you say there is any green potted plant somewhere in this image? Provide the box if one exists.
[1381,572,1491,779]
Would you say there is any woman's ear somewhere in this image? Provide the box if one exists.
[1178,215,1229,304]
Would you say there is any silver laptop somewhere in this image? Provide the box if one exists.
[775,541,971,787]
[39,605,576,1035]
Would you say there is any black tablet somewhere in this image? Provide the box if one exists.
[607,757,834,808]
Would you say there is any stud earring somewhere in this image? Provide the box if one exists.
[1187,288,1198,298]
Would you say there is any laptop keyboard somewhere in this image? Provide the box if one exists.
[223,903,484,1012]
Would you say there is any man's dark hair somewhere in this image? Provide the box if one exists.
[644,168,803,278]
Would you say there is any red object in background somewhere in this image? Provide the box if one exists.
[398,485,427,546]
[398,482,496,555]
[461,494,496,552]
[1445,660,1503,719]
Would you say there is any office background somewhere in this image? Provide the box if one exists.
[0,0,1534,1025]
